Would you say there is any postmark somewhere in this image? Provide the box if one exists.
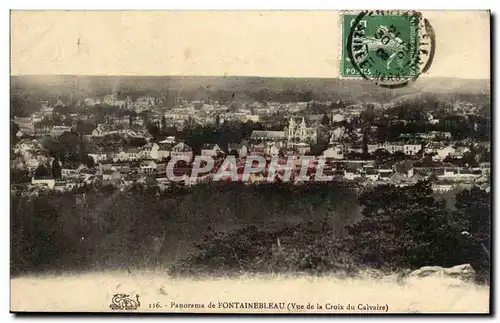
[341,10,435,88]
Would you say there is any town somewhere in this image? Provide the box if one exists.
[11,92,491,195]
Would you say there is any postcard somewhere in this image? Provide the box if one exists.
[10,10,491,314]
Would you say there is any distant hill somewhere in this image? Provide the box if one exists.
[10,75,490,106]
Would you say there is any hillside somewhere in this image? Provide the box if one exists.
[10,75,490,105]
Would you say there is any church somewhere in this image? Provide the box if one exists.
[285,116,318,145]
[250,117,318,149]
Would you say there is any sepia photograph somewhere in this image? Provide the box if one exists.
[9,9,491,314]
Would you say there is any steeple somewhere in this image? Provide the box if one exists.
[288,116,296,140]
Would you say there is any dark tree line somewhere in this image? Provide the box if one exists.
[11,180,490,283]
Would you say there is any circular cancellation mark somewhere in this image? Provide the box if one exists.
[345,10,436,88]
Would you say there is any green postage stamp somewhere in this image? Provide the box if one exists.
[341,10,435,87]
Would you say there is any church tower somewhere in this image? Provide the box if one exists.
[299,117,307,141]
[287,117,296,141]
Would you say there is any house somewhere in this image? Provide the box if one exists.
[54,180,69,192]
[376,164,393,180]
[344,169,362,181]
[424,142,447,155]
[329,127,347,143]
[61,168,79,179]
[227,143,248,157]
[479,162,491,175]
[102,170,122,181]
[331,113,345,123]
[121,149,140,162]
[432,183,454,192]
[248,143,266,156]
[79,168,96,180]
[431,131,452,140]
[393,160,415,177]
[31,177,56,189]
[50,125,72,137]
[157,143,173,160]
[367,142,405,154]
[201,144,223,157]
[435,167,481,181]
[403,143,422,156]
[159,136,176,144]
[450,146,471,159]
[265,143,280,157]
[171,142,193,160]
[378,171,393,181]
[364,168,380,181]
[140,160,158,173]
[426,113,440,125]
[88,153,108,164]
[323,145,344,159]
[342,163,363,181]
[140,142,159,160]
[250,130,286,142]
[433,146,456,161]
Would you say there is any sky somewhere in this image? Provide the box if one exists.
[10,10,490,79]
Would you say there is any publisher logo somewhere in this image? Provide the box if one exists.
[109,294,141,311]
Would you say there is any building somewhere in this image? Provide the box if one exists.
[479,162,491,175]
[50,125,72,137]
[201,144,223,157]
[102,170,122,181]
[294,142,310,155]
[157,143,173,160]
[31,177,56,189]
[249,117,318,148]
[265,143,281,157]
[140,160,158,173]
[159,136,176,144]
[393,160,415,177]
[285,117,318,145]
[114,149,140,162]
[171,142,193,159]
[323,145,344,159]
[141,143,160,160]
[227,143,248,157]
[403,143,423,156]
[433,146,456,161]
[331,113,345,123]
[88,153,108,164]
[329,127,347,143]
[250,130,286,142]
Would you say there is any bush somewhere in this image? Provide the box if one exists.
[168,224,359,277]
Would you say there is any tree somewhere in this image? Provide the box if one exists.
[34,165,50,178]
[455,187,491,282]
[455,187,490,249]
[362,129,368,156]
[373,149,391,162]
[161,115,167,133]
[147,123,161,139]
[83,155,95,168]
[51,158,62,179]
[321,114,330,126]
[346,181,471,269]
[11,121,20,142]
[229,150,239,159]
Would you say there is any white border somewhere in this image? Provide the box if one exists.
[1,1,498,322]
